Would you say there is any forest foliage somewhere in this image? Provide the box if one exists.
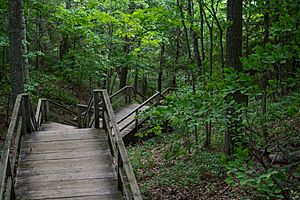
[0,0,299,199]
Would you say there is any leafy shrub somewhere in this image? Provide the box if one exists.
[223,147,285,199]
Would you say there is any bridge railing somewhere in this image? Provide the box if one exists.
[35,98,79,128]
[0,94,36,200]
[117,87,172,135]
[79,86,145,128]
[79,86,172,133]
[86,89,142,200]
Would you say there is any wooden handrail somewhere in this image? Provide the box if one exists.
[0,94,37,200]
[110,86,130,99]
[35,99,43,128]
[161,87,172,96]
[117,91,161,125]
[92,90,142,200]
[48,99,77,115]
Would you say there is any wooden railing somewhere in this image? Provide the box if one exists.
[0,94,36,200]
[79,86,144,128]
[0,94,81,200]
[84,89,142,200]
[117,88,172,135]
[35,98,79,128]
[118,91,162,133]
[79,86,172,133]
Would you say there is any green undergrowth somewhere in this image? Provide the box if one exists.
[25,70,79,106]
[128,131,225,199]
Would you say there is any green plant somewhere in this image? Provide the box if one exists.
[224,147,285,199]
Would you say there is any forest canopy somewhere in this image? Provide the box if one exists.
[0,0,299,199]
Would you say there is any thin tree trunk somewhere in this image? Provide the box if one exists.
[143,70,148,99]
[177,0,192,60]
[172,28,181,88]
[203,3,214,148]
[158,44,165,92]
[199,1,205,62]
[262,0,270,138]
[203,0,224,75]
[119,37,130,90]
[9,0,25,102]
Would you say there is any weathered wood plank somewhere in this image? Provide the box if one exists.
[16,178,117,192]
[18,156,112,169]
[20,149,110,162]
[20,139,108,153]
[16,185,120,200]
[22,130,106,143]
[17,163,113,177]
[40,122,76,131]
[16,170,116,184]
[47,193,122,200]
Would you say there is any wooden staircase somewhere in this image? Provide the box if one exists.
[0,90,143,200]
[16,122,121,200]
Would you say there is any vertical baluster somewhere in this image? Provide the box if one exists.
[77,105,82,128]
[93,91,100,128]
[6,158,16,200]
[135,110,139,132]
[43,99,49,122]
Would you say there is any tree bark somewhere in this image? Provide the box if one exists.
[9,0,25,102]
[177,0,192,60]
[224,0,244,155]
[157,44,165,92]
[187,0,202,74]
[172,28,181,89]
[119,37,130,90]
[203,0,224,75]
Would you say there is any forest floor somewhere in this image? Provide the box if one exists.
[128,92,300,200]
[128,132,249,200]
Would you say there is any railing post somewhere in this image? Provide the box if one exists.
[135,110,139,132]
[124,87,128,104]
[43,99,49,122]
[77,105,82,128]
[100,93,107,130]
[117,149,123,192]
[128,87,132,104]
[6,158,16,200]
[23,94,32,133]
[93,90,100,128]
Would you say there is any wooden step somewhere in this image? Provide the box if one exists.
[40,122,77,132]
[22,129,106,143]
[15,124,122,200]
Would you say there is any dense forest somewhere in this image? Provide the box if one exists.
[0,0,299,199]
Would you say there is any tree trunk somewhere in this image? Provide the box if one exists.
[199,1,205,62]
[187,0,202,74]
[177,0,191,60]
[119,37,130,90]
[203,0,224,75]
[262,0,270,138]
[172,28,181,89]
[157,44,165,92]
[202,2,214,148]
[9,0,25,102]
[143,71,148,98]
[119,67,128,90]
[225,0,244,155]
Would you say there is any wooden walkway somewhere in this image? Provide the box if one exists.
[15,123,122,200]
[1,87,171,200]
[114,104,149,137]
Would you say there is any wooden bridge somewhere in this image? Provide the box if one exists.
[0,86,170,200]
